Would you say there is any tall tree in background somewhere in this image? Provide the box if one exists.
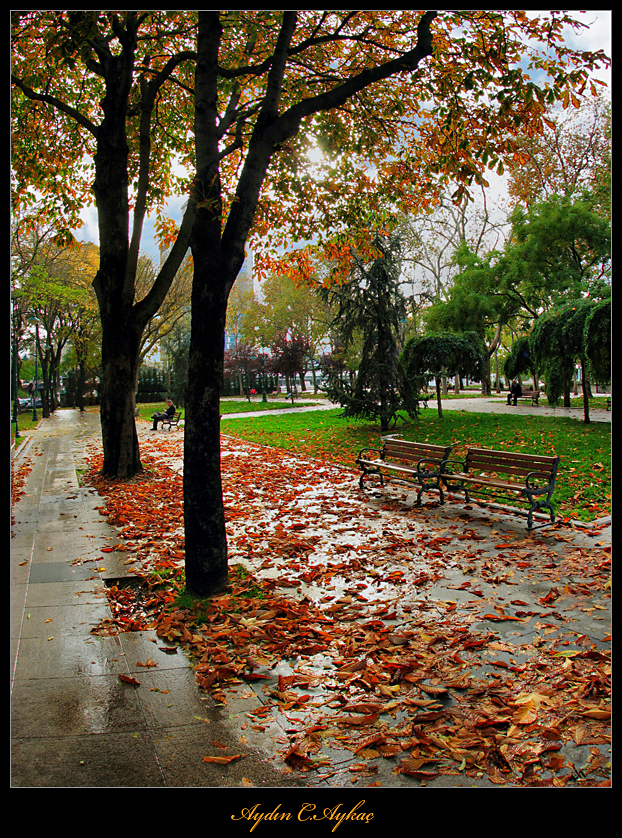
[529,298,610,421]
[319,231,416,431]
[12,11,610,595]
[401,332,485,418]
[246,273,331,391]
[507,89,611,214]
[12,11,198,477]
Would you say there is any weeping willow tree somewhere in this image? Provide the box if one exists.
[400,331,486,419]
[583,298,611,385]
[529,298,610,423]
[320,232,419,432]
[503,335,539,391]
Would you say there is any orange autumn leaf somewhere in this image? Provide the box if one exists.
[203,754,246,764]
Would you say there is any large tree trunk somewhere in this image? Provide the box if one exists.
[182,12,243,597]
[580,358,591,424]
[183,246,231,596]
[99,313,143,478]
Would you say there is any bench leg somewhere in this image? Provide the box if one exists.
[416,484,445,507]
[416,475,445,507]
[442,477,469,504]
[359,467,384,490]
[526,499,555,530]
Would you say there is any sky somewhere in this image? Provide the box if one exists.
[76,10,611,264]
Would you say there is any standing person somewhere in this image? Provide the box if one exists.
[151,398,176,430]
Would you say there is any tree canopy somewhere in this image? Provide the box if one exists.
[401,332,486,418]
[529,297,610,421]
[12,11,611,596]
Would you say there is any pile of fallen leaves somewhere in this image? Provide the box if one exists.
[86,432,610,787]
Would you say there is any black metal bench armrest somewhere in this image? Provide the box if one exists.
[439,458,466,475]
[525,470,556,492]
[357,447,383,460]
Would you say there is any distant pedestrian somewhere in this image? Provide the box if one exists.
[506,380,522,406]
[151,399,176,430]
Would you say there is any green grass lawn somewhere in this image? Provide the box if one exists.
[10,410,40,447]
[221,407,611,523]
[135,396,321,423]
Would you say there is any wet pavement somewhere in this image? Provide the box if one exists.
[10,411,308,790]
[11,404,610,791]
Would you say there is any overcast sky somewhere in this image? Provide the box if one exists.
[76,11,611,263]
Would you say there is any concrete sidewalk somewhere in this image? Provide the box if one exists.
[10,410,306,788]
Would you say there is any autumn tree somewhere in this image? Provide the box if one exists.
[12,11,610,596]
[247,273,331,391]
[269,332,311,395]
[135,253,192,381]
[56,244,102,411]
[12,11,198,477]
[223,341,263,399]
[12,226,101,415]
[507,89,611,213]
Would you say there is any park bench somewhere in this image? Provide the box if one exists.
[440,447,560,530]
[161,411,182,431]
[356,436,452,506]
[513,389,540,406]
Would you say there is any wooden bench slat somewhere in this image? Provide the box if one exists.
[467,447,556,463]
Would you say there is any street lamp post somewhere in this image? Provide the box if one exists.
[27,316,40,422]
[12,315,20,439]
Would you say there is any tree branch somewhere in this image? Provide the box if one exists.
[127,49,196,289]
[11,75,99,137]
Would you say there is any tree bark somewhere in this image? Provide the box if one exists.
[580,358,591,424]
[183,251,231,596]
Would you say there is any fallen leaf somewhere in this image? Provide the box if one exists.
[203,754,246,764]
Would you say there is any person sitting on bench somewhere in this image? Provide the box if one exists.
[507,380,522,405]
[152,399,176,430]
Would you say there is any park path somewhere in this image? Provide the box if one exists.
[11,405,610,788]
[219,393,611,423]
